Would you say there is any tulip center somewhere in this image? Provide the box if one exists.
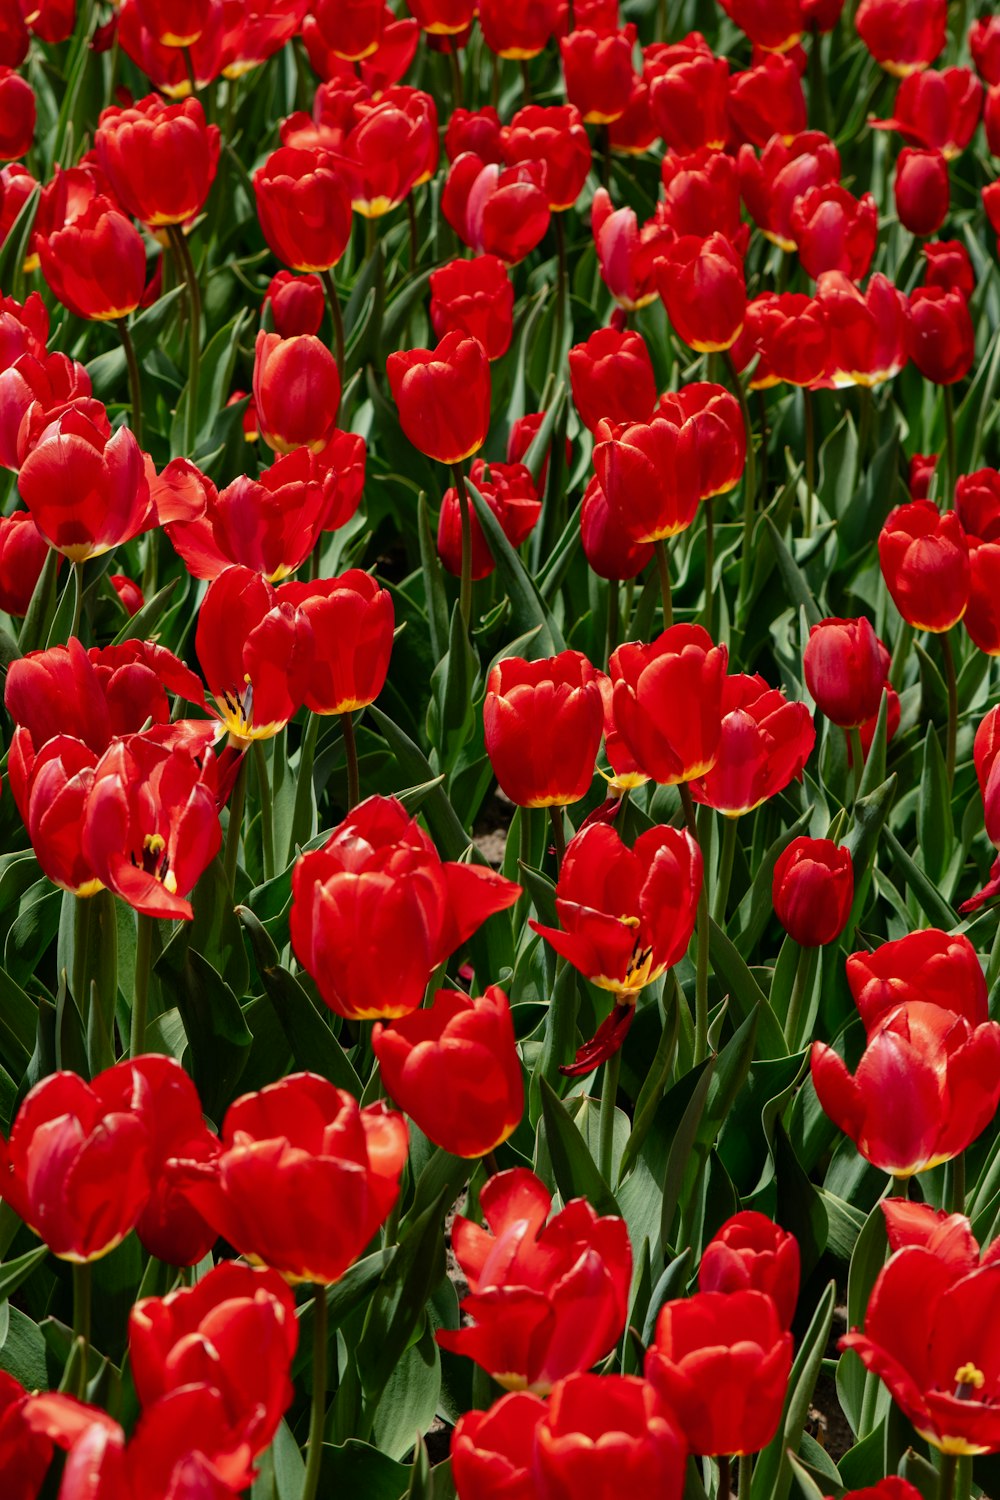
[221,677,255,736]
[138,833,178,894]
[954,1363,986,1399]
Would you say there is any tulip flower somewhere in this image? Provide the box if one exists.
[846,929,988,1032]
[591,187,676,309]
[923,240,975,299]
[253,146,353,272]
[856,0,947,76]
[290,795,520,1020]
[116,0,226,97]
[973,17,1000,84]
[373,986,523,1158]
[873,67,982,157]
[580,477,655,581]
[0,1372,54,1498]
[478,0,559,58]
[772,836,854,946]
[718,0,804,50]
[911,453,939,497]
[609,73,659,155]
[133,0,207,44]
[609,625,728,785]
[960,479,1000,653]
[429,255,514,362]
[689,674,815,816]
[310,0,383,59]
[804,616,889,728]
[593,414,701,544]
[408,0,476,33]
[841,1241,1000,1453]
[656,383,747,498]
[500,104,591,211]
[657,232,746,353]
[878,501,970,631]
[732,292,830,389]
[908,286,975,384]
[0,68,34,162]
[277,570,394,716]
[96,94,220,226]
[560,26,637,124]
[252,331,342,454]
[659,148,746,247]
[974,707,1000,847]
[0,1065,152,1261]
[0,509,56,615]
[37,181,147,324]
[789,184,878,281]
[811,1000,1000,1177]
[340,89,437,218]
[530,822,702,997]
[815,272,910,387]
[451,1390,547,1500]
[727,55,806,147]
[263,271,325,338]
[174,1074,408,1285]
[484,651,605,808]
[648,37,730,153]
[699,1211,801,1328]
[387,330,491,466]
[535,1373,688,1500]
[646,1289,793,1455]
[437,1167,632,1392]
[442,152,551,264]
[445,106,504,164]
[738,130,841,250]
[0,347,93,470]
[895,148,949,237]
[437,459,541,580]
[0,161,38,247]
[568,327,657,435]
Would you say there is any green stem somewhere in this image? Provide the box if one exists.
[803,387,816,537]
[519,58,532,103]
[117,317,142,448]
[718,1455,732,1500]
[449,43,464,108]
[891,1174,910,1199]
[549,805,567,870]
[72,1261,92,1400]
[712,816,738,926]
[680,784,711,1064]
[738,1453,753,1500]
[784,941,817,1052]
[941,628,958,785]
[938,1454,959,1500]
[406,193,418,275]
[599,1044,622,1185]
[889,620,913,686]
[656,0,669,39]
[70,560,84,640]
[849,727,864,804]
[130,912,154,1057]
[169,224,201,458]
[288,713,320,864]
[653,539,673,629]
[301,1286,329,1500]
[72,894,94,1014]
[605,577,620,664]
[341,711,360,811]
[320,267,345,388]
[725,350,757,618]
[944,384,957,508]
[948,1152,966,1216]
[552,212,567,384]
[451,463,473,630]
[703,498,715,635]
[253,738,275,884]
[223,754,248,894]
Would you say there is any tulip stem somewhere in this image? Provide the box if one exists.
[605,578,620,663]
[712,816,738,926]
[289,713,320,864]
[72,1261,91,1400]
[302,1286,328,1500]
[549,806,567,870]
[947,1152,966,1215]
[784,942,817,1052]
[406,194,418,275]
[223,754,248,894]
[803,388,816,537]
[656,0,669,40]
[130,912,154,1058]
[451,464,474,629]
[518,59,532,104]
[169,224,201,459]
[72,893,93,1016]
[891,1174,909,1199]
[449,45,464,109]
[653,539,673,629]
[738,1454,752,1500]
[599,1044,622,1185]
[703,498,715,635]
[848,727,864,803]
[718,1455,732,1500]
[679,784,711,1064]
[941,629,958,785]
[938,1454,959,1500]
[320,268,345,387]
[341,711,360,811]
[116,317,142,449]
[252,739,275,884]
[943,383,957,509]
[725,350,757,619]
[70,560,84,640]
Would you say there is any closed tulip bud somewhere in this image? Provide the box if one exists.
[910,452,938,497]
[656,382,746,498]
[874,67,982,158]
[689,674,815,817]
[535,1374,687,1500]
[847,929,988,1032]
[803,616,888,727]
[895,147,949,236]
[789,184,878,280]
[646,1289,793,1456]
[478,0,559,58]
[310,0,383,58]
[445,105,504,164]
[738,130,841,250]
[878,501,969,631]
[568,326,657,434]
[811,1000,1000,1177]
[974,707,1000,847]
[452,1391,547,1500]
[0,1065,152,1261]
[530,822,702,997]
[908,285,974,384]
[254,146,353,272]
[387,330,491,465]
[728,55,807,147]
[263,271,325,338]
[561,26,637,124]
[437,459,541,580]
[373,986,523,1157]
[484,650,605,807]
[174,1074,408,1284]
[593,414,701,543]
[12,736,101,895]
[648,37,731,153]
[609,625,728,785]
[197,565,315,740]
[657,232,746,353]
[973,16,1000,85]
[290,795,520,1020]
[442,152,551,264]
[0,161,38,247]
[429,255,514,361]
[660,148,747,246]
[591,188,676,309]
[815,271,909,387]
[437,1168,632,1391]
[0,69,34,162]
[732,291,830,389]
[500,104,591,211]
[923,240,975,299]
[252,330,341,455]
[277,569,394,715]
[856,0,947,76]
[38,192,147,323]
[700,1211,801,1328]
[772,836,854,946]
[96,93,219,225]
[18,405,151,562]
[0,510,56,616]
[580,476,655,581]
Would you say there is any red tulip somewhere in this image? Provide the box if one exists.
[308,0,382,58]
[728,54,806,147]
[646,1289,793,1456]
[0,67,33,162]
[452,1390,546,1500]
[568,326,657,434]
[738,130,840,250]
[0,160,38,246]
[699,1211,801,1328]
[484,651,605,807]
[609,626,728,785]
[222,1,313,79]
[445,105,503,164]
[591,188,676,310]
[689,673,815,816]
[340,88,437,218]
[174,1074,408,1284]
[507,410,570,488]
[731,291,830,389]
[478,0,559,58]
[133,0,207,44]
[437,1167,632,1392]
[387,330,491,465]
[593,413,701,543]
[373,985,523,1158]
[252,330,341,454]
[580,476,655,581]
[37,177,147,323]
[408,0,476,33]
[560,25,637,124]
[0,347,93,469]
[873,67,982,157]
[0,508,55,615]
[878,500,969,631]
[263,271,325,338]
[772,836,854,946]
[908,285,975,384]
[116,0,226,96]
[895,147,949,236]
[535,1373,687,1500]
[856,0,946,76]
[647,35,731,153]
[277,569,394,715]
[96,93,219,226]
[846,929,988,1032]
[0,1065,151,1261]
[718,0,804,50]
[437,458,541,580]
[657,232,746,353]
[442,152,551,264]
[660,148,747,247]
[0,1371,54,1500]
[923,240,975,299]
[881,1197,986,1268]
[500,104,591,211]
[253,146,353,272]
[974,707,1000,847]
[803,616,889,727]
[530,821,702,997]
[429,255,514,362]
[656,383,746,499]
[789,184,878,280]
[973,16,1000,85]
[910,452,939,497]
[815,271,909,387]
[290,795,520,1020]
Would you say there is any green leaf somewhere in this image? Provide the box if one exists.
[356,1188,448,1400]
[709,921,788,1058]
[764,515,823,628]
[0,1244,48,1302]
[538,1076,620,1219]
[111,577,181,646]
[317,1441,408,1500]
[752,1280,836,1500]
[155,937,251,1122]
[660,1058,715,1251]
[883,827,957,931]
[916,725,954,887]
[837,1192,888,1437]
[467,478,567,654]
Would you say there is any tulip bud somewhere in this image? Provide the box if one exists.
[910,453,938,497]
[609,624,728,785]
[908,285,975,384]
[803,616,889,727]
[263,271,325,338]
[429,254,514,361]
[700,1211,801,1328]
[0,69,34,162]
[254,146,353,272]
[437,459,541,580]
[568,326,657,434]
[535,1374,687,1499]
[657,232,746,353]
[387,330,491,465]
[560,26,637,124]
[772,836,854,946]
[252,331,341,455]
[96,93,220,226]
[878,500,970,632]
[856,0,947,76]
[484,651,605,807]
[895,147,949,236]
